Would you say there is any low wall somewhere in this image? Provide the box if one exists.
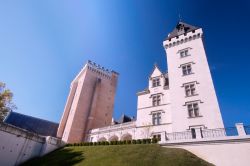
[161,136,250,166]
[0,122,64,166]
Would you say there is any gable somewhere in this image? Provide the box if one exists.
[150,65,162,78]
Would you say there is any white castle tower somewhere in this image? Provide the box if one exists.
[163,21,224,136]
[64,21,226,143]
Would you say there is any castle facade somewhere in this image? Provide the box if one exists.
[58,21,224,143]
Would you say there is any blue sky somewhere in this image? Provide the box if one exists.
[0,0,249,127]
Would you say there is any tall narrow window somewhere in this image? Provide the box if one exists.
[187,103,199,118]
[180,49,189,58]
[152,112,161,125]
[185,83,196,96]
[191,128,196,139]
[152,78,160,87]
[152,95,161,106]
[182,64,192,75]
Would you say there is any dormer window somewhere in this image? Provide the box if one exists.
[177,24,185,35]
[152,78,160,87]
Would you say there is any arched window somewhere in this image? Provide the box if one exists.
[121,133,132,141]
[109,135,119,141]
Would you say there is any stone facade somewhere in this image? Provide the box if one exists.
[57,61,119,143]
[87,21,225,142]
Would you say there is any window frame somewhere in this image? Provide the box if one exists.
[182,64,192,76]
[152,112,162,125]
[152,78,161,87]
[187,102,200,118]
[152,94,161,106]
[185,83,196,97]
[180,49,190,58]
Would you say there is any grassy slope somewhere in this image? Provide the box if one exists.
[22,144,212,166]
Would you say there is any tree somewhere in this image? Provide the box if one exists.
[0,82,16,121]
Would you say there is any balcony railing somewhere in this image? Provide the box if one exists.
[166,126,247,141]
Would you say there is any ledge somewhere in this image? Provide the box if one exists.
[160,135,250,146]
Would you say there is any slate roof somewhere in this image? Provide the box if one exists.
[4,111,59,137]
[118,114,134,124]
[166,21,200,40]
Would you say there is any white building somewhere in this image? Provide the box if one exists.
[87,21,224,142]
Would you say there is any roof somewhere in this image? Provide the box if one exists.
[4,111,59,137]
[149,63,163,78]
[166,21,200,40]
[118,114,134,124]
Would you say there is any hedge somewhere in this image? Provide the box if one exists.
[66,138,159,147]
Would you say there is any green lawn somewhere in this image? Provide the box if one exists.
[22,144,212,166]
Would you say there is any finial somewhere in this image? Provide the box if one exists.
[178,13,182,22]
[154,62,158,67]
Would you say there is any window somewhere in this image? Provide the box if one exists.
[182,64,192,75]
[152,95,161,106]
[185,83,196,96]
[152,112,161,125]
[152,78,160,87]
[180,49,189,58]
[187,103,200,118]
[191,128,196,139]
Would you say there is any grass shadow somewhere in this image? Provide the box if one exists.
[21,147,85,166]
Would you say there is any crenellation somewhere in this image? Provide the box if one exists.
[164,29,203,49]
[57,59,119,143]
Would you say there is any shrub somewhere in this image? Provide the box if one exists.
[146,139,151,144]
[136,139,142,144]
[66,144,72,147]
[126,140,132,144]
[105,141,109,145]
[152,138,158,144]
[114,141,118,145]
[98,142,101,145]
[94,142,97,146]
[132,140,137,144]
[101,141,106,145]
[142,139,147,144]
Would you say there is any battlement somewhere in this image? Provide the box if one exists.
[163,28,203,49]
[86,60,119,80]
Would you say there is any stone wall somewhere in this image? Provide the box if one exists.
[0,122,64,166]
[162,136,250,166]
